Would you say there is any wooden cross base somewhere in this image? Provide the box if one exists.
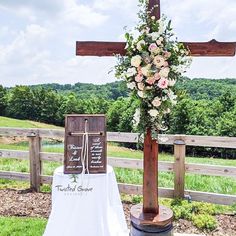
[130,204,173,228]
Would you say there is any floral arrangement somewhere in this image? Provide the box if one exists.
[115,0,191,136]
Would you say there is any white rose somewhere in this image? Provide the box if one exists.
[152,97,162,107]
[159,67,170,78]
[131,55,142,67]
[148,109,159,117]
[149,32,160,40]
[126,67,137,77]
[168,79,176,86]
[156,39,162,45]
[137,91,144,98]
[164,108,171,114]
[162,96,168,101]
[168,90,177,100]
[137,82,145,91]
[141,64,151,77]
[136,40,145,51]
[153,56,165,68]
[127,82,136,90]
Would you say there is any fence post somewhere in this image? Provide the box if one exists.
[28,130,41,192]
[174,136,186,198]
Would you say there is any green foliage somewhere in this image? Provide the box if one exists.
[0,85,7,115]
[0,217,47,236]
[131,195,143,204]
[170,200,218,230]
[107,97,136,132]
[6,86,34,120]
[0,77,236,158]
[192,214,217,230]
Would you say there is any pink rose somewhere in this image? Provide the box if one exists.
[163,61,169,67]
[152,97,162,107]
[146,77,155,85]
[158,78,169,89]
[164,51,171,58]
[135,74,143,82]
[154,73,160,81]
[148,43,158,52]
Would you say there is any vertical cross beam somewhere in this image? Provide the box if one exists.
[143,128,158,213]
[148,0,160,19]
[142,0,160,214]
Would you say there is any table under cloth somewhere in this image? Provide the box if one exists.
[43,165,129,236]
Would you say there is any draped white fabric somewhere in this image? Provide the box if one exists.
[43,165,129,236]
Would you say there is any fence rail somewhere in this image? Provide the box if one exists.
[0,127,236,205]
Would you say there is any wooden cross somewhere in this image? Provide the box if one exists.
[76,0,236,225]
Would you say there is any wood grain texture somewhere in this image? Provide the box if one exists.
[130,204,173,227]
[28,133,41,192]
[0,149,29,160]
[174,140,186,198]
[148,0,160,19]
[64,115,107,174]
[0,128,235,148]
[143,129,158,214]
[76,40,236,57]
[185,163,236,178]
[0,171,30,181]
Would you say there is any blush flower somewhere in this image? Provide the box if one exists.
[126,67,137,77]
[146,76,155,85]
[154,73,161,81]
[153,56,165,68]
[137,82,145,91]
[136,40,145,51]
[152,97,162,107]
[141,64,151,77]
[164,51,171,58]
[135,73,143,82]
[148,109,159,117]
[158,77,169,89]
[159,67,170,78]
[131,55,142,67]
[148,43,160,54]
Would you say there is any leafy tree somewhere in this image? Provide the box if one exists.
[6,86,34,120]
[0,85,7,116]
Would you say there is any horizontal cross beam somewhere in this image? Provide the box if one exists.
[76,39,236,57]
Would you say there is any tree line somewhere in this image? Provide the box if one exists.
[0,78,235,158]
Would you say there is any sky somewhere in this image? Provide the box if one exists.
[0,0,236,87]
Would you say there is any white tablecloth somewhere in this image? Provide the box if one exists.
[44,165,129,236]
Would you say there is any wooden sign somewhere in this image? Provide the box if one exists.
[64,114,107,174]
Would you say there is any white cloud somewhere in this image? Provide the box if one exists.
[0,0,236,87]
[63,1,109,28]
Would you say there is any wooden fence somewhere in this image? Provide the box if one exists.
[0,127,236,205]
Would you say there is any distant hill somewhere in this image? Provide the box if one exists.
[30,81,128,100]
[29,77,236,100]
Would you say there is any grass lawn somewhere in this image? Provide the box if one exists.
[0,217,47,236]
[0,116,61,129]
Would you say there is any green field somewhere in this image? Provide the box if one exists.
[0,217,47,236]
[0,116,60,129]
[0,141,236,195]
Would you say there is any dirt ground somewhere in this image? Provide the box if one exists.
[0,189,235,236]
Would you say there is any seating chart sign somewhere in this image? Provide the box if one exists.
[64,114,107,174]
